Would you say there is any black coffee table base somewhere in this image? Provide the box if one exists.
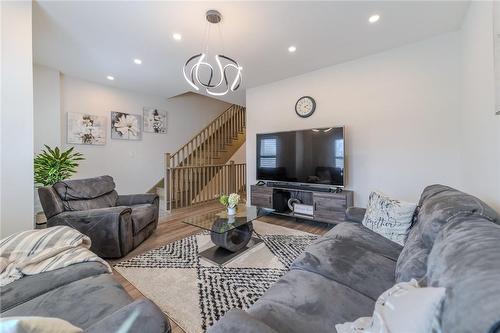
[200,237,263,266]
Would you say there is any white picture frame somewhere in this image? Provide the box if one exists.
[143,107,167,133]
[110,111,142,140]
[67,112,106,145]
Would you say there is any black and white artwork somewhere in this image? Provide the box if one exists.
[143,108,167,133]
[67,112,106,145]
[111,112,141,140]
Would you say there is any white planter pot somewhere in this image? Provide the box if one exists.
[227,206,237,216]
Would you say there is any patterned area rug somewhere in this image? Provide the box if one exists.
[114,220,318,333]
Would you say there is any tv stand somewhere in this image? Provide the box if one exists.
[250,184,354,225]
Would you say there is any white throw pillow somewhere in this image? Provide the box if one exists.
[335,279,446,333]
[0,317,82,333]
[362,191,417,245]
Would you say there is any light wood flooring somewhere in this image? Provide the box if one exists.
[110,201,333,333]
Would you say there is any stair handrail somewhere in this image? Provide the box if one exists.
[168,103,246,167]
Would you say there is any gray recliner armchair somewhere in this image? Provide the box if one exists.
[38,175,159,258]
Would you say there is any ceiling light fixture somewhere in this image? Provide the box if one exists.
[288,46,297,53]
[369,14,380,23]
[172,33,182,41]
[106,75,115,81]
[133,58,142,65]
[182,10,242,96]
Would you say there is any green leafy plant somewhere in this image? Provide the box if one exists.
[34,145,85,186]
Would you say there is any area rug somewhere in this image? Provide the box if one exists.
[114,220,318,333]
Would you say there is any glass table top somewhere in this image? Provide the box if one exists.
[183,205,273,234]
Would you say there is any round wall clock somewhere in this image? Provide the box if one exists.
[295,96,316,118]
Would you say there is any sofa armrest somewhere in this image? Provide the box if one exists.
[47,206,133,258]
[84,298,170,333]
[345,207,366,223]
[208,309,278,333]
[48,206,132,224]
[117,194,159,206]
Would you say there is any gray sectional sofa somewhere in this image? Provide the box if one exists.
[209,185,500,333]
[38,175,159,258]
[0,261,170,332]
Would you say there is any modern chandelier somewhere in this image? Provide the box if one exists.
[183,10,242,96]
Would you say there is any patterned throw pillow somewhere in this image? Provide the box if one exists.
[362,191,417,245]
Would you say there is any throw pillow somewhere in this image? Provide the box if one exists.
[362,191,417,245]
[0,317,82,333]
[335,279,445,333]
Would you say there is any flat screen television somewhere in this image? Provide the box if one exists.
[256,127,345,187]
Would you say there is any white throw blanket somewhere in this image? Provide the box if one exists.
[0,226,111,287]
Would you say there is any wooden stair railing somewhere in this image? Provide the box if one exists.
[165,161,246,210]
[160,104,246,211]
[169,104,245,167]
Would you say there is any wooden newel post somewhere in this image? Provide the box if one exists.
[165,153,171,211]
[229,160,236,193]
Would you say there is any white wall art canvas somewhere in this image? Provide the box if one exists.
[67,112,106,145]
[111,112,142,140]
[143,107,167,133]
[495,2,500,115]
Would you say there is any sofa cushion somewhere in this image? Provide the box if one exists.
[396,184,499,282]
[62,191,119,211]
[426,216,500,333]
[393,229,428,283]
[2,274,132,329]
[292,223,401,300]
[248,270,375,333]
[323,222,403,261]
[0,316,83,333]
[131,204,156,235]
[53,176,116,201]
[0,262,109,313]
[84,299,170,333]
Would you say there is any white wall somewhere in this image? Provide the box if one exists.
[246,33,462,207]
[33,68,231,195]
[0,1,34,237]
[459,2,500,211]
[229,143,246,164]
[34,64,61,154]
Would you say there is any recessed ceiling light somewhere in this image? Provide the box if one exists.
[288,45,297,53]
[133,58,142,65]
[369,14,380,23]
[106,75,115,81]
[173,33,182,41]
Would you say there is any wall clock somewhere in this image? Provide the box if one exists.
[295,96,316,118]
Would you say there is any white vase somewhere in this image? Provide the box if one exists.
[227,206,237,215]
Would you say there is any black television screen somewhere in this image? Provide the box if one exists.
[256,127,345,187]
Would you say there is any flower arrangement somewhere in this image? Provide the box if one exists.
[218,193,240,215]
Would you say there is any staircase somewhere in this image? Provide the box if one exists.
[152,104,246,211]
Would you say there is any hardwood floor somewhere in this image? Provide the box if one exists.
[111,201,333,333]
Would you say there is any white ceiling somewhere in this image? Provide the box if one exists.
[33,1,469,105]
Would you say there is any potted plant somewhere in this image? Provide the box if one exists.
[34,145,84,224]
[218,193,240,216]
